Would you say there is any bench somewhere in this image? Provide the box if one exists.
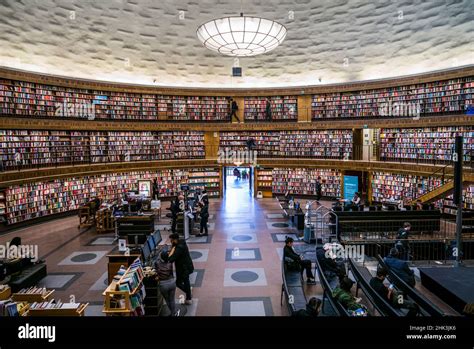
[281,259,307,315]
[376,255,445,317]
[9,262,47,292]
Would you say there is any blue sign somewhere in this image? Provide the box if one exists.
[344,175,358,201]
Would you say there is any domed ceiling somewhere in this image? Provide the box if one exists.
[0,0,472,88]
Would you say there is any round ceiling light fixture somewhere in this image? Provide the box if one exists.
[196,14,287,57]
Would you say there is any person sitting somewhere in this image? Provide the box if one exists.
[283,237,316,284]
[369,267,419,317]
[384,248,416,287]
[316,243,346,279]
[346,192,361,210]
[294,297,322,317]
[332,276,361,312]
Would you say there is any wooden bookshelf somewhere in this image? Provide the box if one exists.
[2,167,221,225]
[379,126,474,164]
[312,76,473,119]
[187,168,220,198]
[371,171,443,203]
[219,130,353,159]
[0,78,230,122]
[272,168,341,198]
[244,96,298,121]
[0,130,206,170]
[255,168,273,198]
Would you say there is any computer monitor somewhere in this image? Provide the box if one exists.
[146,235,155,253]
[152,230,162,246]
[141,241,151,262]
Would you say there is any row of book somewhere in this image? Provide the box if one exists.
[0,79,231,121]
[379,126,474,163]
[272,168,341,197]
[0,300,27,316]
[312,76,473,118]
[219,130,353,159]
[4,168,219,224]
[244,96,298,121]
[0,130,205,169]
[371,171,443,202]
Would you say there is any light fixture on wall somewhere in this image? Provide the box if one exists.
[196,1,287,57]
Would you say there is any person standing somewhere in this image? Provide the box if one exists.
[152,178,159,200]
[229,98,241,123]
[197,202,209,237]
[155,250,177,316]
[265,97,272,121]
[396,222,411,260]
[169,196,181,234]
[315,176,322,202]
[168,233,194,305]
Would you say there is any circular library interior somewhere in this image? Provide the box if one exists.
[0,0,473,329]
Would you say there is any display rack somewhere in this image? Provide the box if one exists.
[103,258,146,316]
[26,301,88,316]
[11,287,54,303]
[255,168,273,198]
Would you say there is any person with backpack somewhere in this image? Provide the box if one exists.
[155,250,177,316]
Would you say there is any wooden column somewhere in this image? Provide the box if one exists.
[340,170,345,199]
[367,171,373,205]
[204,131,219,159]
[352,128,363,160]
[297,95,312,123]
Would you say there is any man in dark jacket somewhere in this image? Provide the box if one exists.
[197,202,209,236]
[265,97,272,121]
[283,237,316,284]
[316,244,346,279]
[315,176,322,201]
[168,233,194,305]
[229,98,240,123]
[396,222,411,260]
[384,248,416,287]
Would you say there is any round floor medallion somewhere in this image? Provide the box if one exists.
[231,271,259,283]
[232,235,252,242]
[190,251,203,260]
[272,223,289,228]
[71,253,97,263]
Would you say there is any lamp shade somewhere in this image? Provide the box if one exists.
[196,16,287,57]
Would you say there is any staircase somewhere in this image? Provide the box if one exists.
[410,173,474,204]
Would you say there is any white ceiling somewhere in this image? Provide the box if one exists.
[0,0,473,88]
